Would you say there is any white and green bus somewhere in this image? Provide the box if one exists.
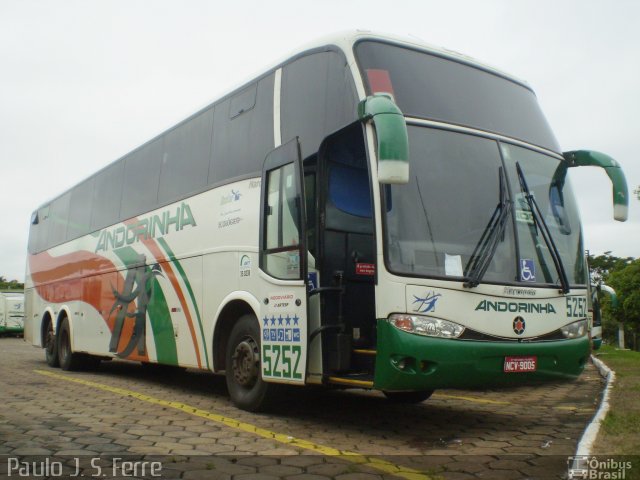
[0,292,24,335]
[24,32,628,411]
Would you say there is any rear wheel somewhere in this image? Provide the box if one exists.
[225,314,273,412]
[44,320,59,368]
[383,390,434,403]
[57,317,84,371]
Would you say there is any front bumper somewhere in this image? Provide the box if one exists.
[0,325,24,334]
[374,319,590,391]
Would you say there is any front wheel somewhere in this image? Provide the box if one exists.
[383,390,434,403]
[225,314,273,412]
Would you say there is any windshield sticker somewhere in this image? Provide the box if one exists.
[445,254,463,277]
[412,292,442,314]
[520,259,536,282]
[515,193,535,225]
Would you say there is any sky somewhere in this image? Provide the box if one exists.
[1,0,639,282]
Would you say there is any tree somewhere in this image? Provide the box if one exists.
[0,277,23,290]
[603,259,640,351]
[587,252,633,285]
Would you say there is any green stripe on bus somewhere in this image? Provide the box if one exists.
[146,275,178,365]
[114,247,178,365]
[157,237,210,369]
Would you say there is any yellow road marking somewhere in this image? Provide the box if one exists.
[554,406,593,413]
[35,369,433,480]
[432,393,511,405]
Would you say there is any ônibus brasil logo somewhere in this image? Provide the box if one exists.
[96,202,197,253]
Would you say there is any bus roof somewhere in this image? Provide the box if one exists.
[31,30,531,214]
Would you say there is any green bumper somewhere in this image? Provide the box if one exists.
[592,338,603,350]
[374,319,590,391]
[0,326,24,334]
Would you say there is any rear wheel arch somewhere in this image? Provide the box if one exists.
[57,314,85,371]
[41,311,59,368]
[40,311,54,346]
[55,308,74,349]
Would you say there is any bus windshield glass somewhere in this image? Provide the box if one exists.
[384,126,586,287]
[355,40,560,152]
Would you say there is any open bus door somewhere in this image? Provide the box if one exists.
[258,138,309,385]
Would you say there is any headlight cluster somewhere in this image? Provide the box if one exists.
[561,319,588,339]
[389,314,465,338]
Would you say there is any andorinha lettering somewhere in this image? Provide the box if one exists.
[475,300,557,314]
[96,202,196,253]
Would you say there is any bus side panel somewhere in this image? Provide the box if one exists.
[78,272,119,356]
[24,289,35,343]
[203,251,241,363]
[155,255,206,369]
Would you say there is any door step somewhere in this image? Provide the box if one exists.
[352,348,376,356]
[327,373,374,388]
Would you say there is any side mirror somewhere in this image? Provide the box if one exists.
[600,284,619,309]
[563,150,629,221]
[358,93,409,184]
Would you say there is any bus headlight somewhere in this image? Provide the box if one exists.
[561,319,588,339]
[389,314,465,339]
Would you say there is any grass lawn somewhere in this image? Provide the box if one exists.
[593,345,640,456]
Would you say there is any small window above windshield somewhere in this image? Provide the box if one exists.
[355,41,560,152]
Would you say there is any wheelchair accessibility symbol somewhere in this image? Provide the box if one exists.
[520,259,536,282]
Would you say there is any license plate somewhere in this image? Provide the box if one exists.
[504,356,537,373]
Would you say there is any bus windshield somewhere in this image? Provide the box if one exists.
[384,126,586,287]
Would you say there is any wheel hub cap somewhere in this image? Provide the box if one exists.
[232,338,259,387]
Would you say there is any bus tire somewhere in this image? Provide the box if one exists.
[57,317,84,371]
[44,319,59,368]
[225,314,272,412]
[383,390,434,403]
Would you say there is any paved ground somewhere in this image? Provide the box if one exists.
[0,337,604,479]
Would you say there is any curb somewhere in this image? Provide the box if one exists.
[574,354,616,456]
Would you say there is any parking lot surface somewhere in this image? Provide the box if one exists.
[0,337,604,479]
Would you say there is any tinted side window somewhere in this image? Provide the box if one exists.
[67,178,95,240]
[120,138,163,220]
[91,161,124,230]
[28,205,50,254]
[229,84,257,119]
[47,192,71,248]
[209,74,275,184]
[281,51,358,159]
[158,107,214,204]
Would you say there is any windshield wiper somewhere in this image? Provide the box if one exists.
[515,162,570,294]
[464,167,511,288]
